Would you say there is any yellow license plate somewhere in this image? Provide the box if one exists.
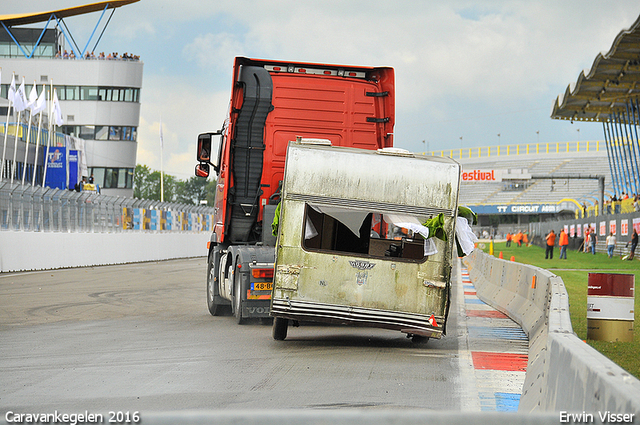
[252,282,273,291]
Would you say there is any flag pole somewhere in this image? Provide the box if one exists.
[42,81,52,188]
[11,77,26,185]
[160,116,164,203]
[32,84,45,186]
[1,69,13,181]
[22,81,37,185]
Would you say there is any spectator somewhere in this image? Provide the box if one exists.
[589,228,597,255]
[606,232,616,258]
[628,230,638,260]
[515,230,523,247]
[559,229,569,259]
[545,230,556,259]
[74,176,87,192]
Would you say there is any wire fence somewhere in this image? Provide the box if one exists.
[0,181,215,233]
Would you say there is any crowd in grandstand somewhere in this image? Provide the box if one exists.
[55,49,140,61]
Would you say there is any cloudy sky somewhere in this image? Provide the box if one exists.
[6,1,640,179]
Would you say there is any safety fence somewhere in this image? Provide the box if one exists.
[0,181,215,233]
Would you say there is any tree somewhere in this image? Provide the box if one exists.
[133,164,178,202]
[175,176,211,205]
[133,164,215,204]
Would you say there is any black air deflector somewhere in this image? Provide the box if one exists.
[229,65,273,243]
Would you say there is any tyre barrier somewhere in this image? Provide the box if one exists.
[463,250,640,415]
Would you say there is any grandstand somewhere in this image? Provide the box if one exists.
[427,140,615,216]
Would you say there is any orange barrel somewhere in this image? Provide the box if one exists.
[587,273,635,342]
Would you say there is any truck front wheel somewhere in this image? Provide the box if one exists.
[272,317,288,340]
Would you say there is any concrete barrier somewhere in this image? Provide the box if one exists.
[0,231,211,272]
[464,250,640,415]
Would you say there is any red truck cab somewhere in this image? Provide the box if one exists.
[196,57,395,323]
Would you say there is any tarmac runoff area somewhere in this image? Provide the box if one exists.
[455,259,529,412]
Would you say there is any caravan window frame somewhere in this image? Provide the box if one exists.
[299,203,438,264]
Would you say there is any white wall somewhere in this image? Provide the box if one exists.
[0,231,211,272]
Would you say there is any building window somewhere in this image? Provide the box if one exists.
[59,125,137,141]
[90,167,134,189]
[95,126,109,140]
[81,86,99,100]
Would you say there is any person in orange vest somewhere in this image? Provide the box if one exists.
[506,232,512,247]
[523,232,529,246]
[559,229,569,259]
[545,229,556,259]
[515,231,523,247]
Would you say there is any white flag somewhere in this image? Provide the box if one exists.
[52,90,64,126]
[159,117,164,149]
[13,79,28,112]
[32,86,47,115]
[8,74,16,104]
[27,83,38,110]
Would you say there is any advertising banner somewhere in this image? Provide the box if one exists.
[621,219,629,236]
[44,146,66,190]
[133,209,143,230]
[68,150,79,190]
[633,217,640,234]
[468,204,558,215]
[149,210,158,231]
[123,208,133,230]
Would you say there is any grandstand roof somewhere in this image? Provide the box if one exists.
[0,1,139,27]
[551,14,640,123]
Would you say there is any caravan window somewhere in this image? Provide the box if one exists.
[301,204,437,262]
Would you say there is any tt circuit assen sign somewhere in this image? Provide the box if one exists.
[471,204,559,214]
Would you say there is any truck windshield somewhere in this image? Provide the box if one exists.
[301,204,439,262]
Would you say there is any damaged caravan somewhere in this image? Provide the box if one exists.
[271,140,474,343]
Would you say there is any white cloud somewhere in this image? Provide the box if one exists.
[137,75,230,180]
[183,32,245,72]
[6,0,640,155]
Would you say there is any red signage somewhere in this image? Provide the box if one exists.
[462,170,498,181]
[587,273,635,297]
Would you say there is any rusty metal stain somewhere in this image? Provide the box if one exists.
[276,264,302,290]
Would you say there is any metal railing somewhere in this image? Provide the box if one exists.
[0,181,215,233]
[425,140,604,160]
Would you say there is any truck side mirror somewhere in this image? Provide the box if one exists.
[197,133,212,162]
[195,163,210,178]
[197,131,222,173]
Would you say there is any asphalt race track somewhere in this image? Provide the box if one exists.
[0,257,527,415]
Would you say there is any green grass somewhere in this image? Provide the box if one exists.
[479,241,639,379]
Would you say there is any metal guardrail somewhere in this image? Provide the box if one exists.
[0,181,215,233]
